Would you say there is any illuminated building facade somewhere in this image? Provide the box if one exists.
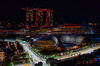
[58,24,84,33]
[47,11,53,25]
[88,23,99,33]
[26,9,33,29]
[37,10,43,26]
[88,23,98,25]
[0,42,7,62]
[22,8,54,29]
[59,24,81,29]
[33,35,58,50]
[0,51,5,61]
[34,40,56,50]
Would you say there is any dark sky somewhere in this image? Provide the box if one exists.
[0,0,100,25]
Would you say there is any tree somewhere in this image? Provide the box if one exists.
[38,62,43,66]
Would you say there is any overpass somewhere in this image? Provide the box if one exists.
[55,43,100,60]
[20,43,47,65]
[1,38,48,66]
[1,38,100,66]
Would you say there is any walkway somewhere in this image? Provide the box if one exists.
[55,45,100,60]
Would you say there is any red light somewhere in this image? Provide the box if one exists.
[34,11,38,27]
[45,11,47,25]
[26,25,29,29]
[21,8,26,10]
[59,24,79,27]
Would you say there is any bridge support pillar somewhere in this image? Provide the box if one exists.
[7,41,10,49]
[14,42,17,49]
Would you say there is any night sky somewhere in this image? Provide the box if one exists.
[0,0,100,25]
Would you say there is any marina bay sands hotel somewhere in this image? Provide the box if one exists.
[22,8,54,29]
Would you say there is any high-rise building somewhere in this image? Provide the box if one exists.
[0,50,5,61]
[37,10,43,27]
[22,8,54,29]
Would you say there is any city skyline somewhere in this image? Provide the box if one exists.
[0,0,100,25]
